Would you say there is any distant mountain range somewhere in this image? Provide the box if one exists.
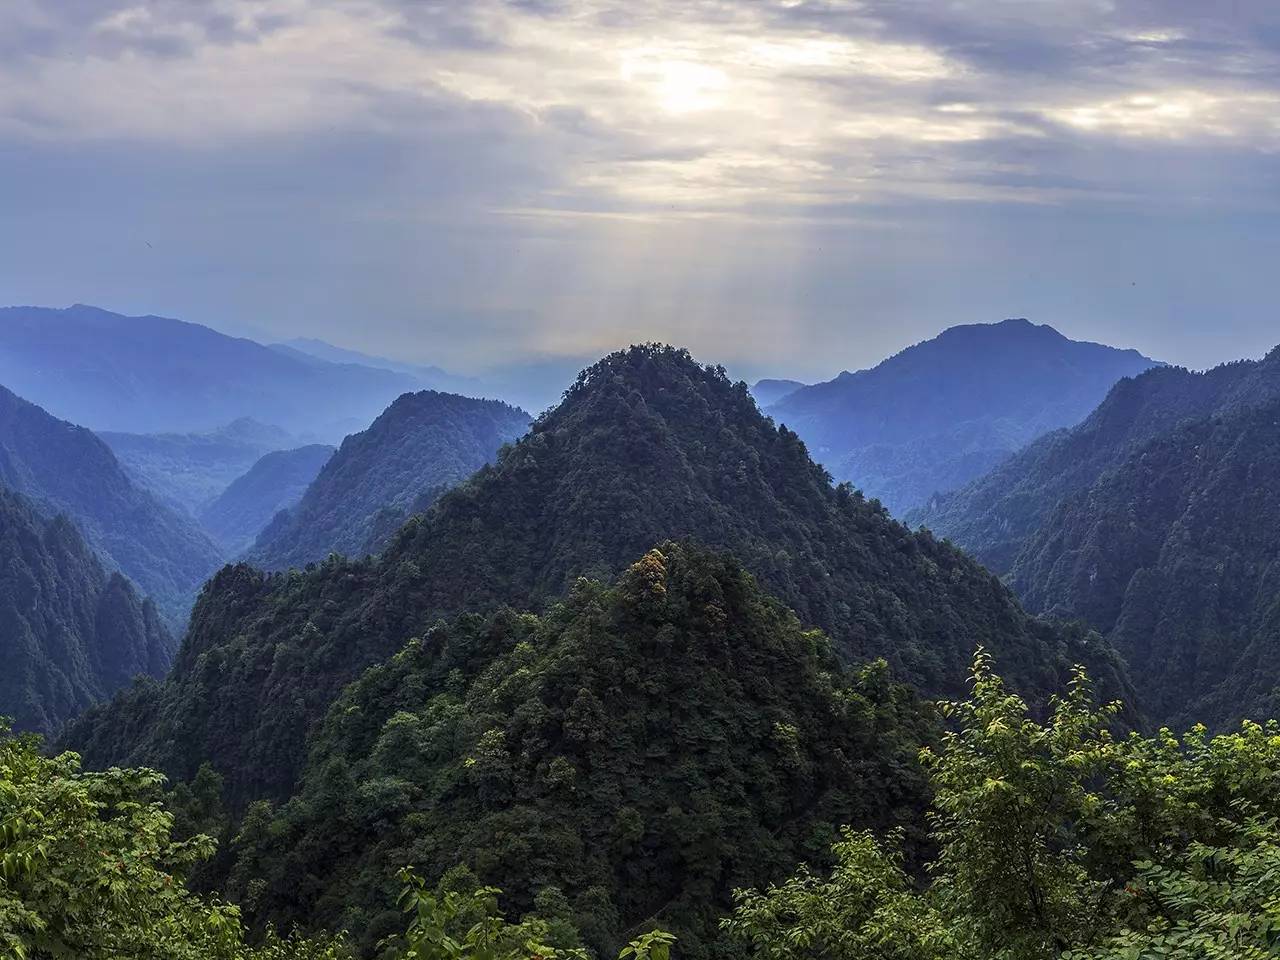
[271,338,486,397]
[101,419,302,515]
[0,304,421,440]
[247,391,530,569]
[0,383,224,630]
[199,444,335,555]
[749,378,807,407]
[916,347,1280,730]
[0,488,171,734]
[278,336,591,414]
[769,319,1159,514]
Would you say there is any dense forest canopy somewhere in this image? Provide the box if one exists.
[13,651,1280,959]
[222,543,935,956]
[914,346,1280,731]
[63,345,1127,811]
[0,488,171,734]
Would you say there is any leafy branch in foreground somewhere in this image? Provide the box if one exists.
[724,649,1280,960]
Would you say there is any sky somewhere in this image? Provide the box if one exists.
[0,0,1277,382]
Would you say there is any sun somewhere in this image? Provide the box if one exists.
[620,53,730,115]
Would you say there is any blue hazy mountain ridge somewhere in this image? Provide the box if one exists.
[276,335,593,415]
[0,304,420,440]
[271,338,485,395]
[247,390,531,570]
[0,486,172,735]
[914,348,1280,575]
[749,378,807,407]
[769,319,1160,515]
[198,444,335,555]
[101,418,301,515]
[0,382,224,631]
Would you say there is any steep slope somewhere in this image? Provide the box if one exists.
[64,345,1124,808]
[247,392,531,569]
[228,543,935,956]
[749,378,806,407]
[102,419,299,514]
[914,351,1280,573]
[0,488,171,734]
[199,445,335,555]
[0,304,419,439]
[1006,394,1280,729]
[771,319,1158,514]
[0,383,224,628]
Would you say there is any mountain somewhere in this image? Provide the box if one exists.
[0,304,421,440]
[908,347,1280,730]
[912,353,1280,574]
[246,392,531,569]
[0,487,171,734]
[769,319,1159,514]
[749,378,806,407]
[225,542,936,955]
[198,445,335,555]
[275,337,594,414]
[273,338,485,397]
[0,383,224,629]
[101,419,300,515]
[64,345,1125,810]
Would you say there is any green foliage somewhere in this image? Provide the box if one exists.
[225,543,935,957]
[248,391,529,570]
[918,345,1280,731]
[2,720,679,960]
[725,650,1280,960]
[0,487,172,734]
[387,867,674,960]
[721,828,957,960]
[0,722,331,959]
[66,344,1123,812]
[1009,397,1280,730]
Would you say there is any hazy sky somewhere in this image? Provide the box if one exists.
[1,0,1277,381]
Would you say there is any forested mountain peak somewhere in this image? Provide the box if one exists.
[65,342,1125,810]
[247,389,531,569]
[228,540,935,955]
[769,319,1159,514]
[0,487,171,734]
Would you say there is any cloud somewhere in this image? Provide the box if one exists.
[1,0,1278,378]
[3,0,1277,212]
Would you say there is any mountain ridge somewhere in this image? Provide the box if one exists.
[771,318,1160,514]
[64,344,1129,810]
[0,381,225,630]
[246,391,531,569]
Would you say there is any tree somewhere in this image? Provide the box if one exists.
[725,650,1280,960]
